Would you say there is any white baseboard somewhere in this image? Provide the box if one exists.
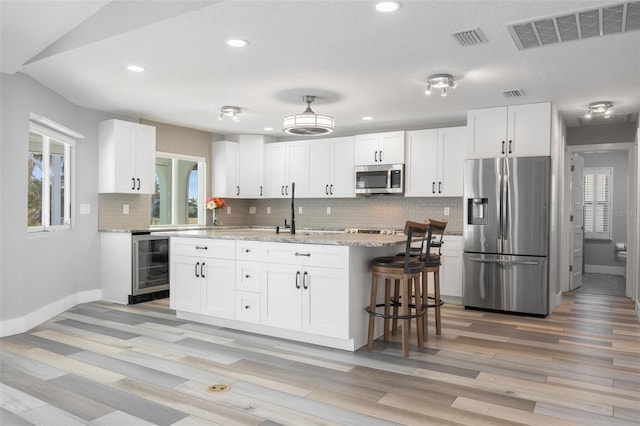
[584,265,625,276]
[0,289,102,337]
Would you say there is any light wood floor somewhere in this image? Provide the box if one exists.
[1,292,639,425]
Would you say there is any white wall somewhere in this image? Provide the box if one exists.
[0,72,124,335]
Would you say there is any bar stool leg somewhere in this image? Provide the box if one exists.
[391,279,400,336]
[434,268,442,335]
[414,277,424,348]
[401,276,410,357]
[422,268,428,341]
[367,274,378,350]
[383,279,391,341]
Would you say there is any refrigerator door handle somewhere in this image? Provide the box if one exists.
[468,257,539,266]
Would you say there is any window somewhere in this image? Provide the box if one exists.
[583,167,612,240]
[28,121,76,232]
[151,152,205,226]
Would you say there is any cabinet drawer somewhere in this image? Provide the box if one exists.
[172,237,235,259]
[236,261,261,292]
[261,243,349,268]
[442,235,462,253]
[236,241,261,261]
[236,291,261,324]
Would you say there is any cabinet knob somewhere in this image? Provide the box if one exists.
[245,274,250,278]
[245,249,251,253]
[245,305,251,310]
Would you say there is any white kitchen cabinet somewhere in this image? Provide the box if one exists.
[235,241,262,323]
[467,102,551,159]
[308,136,355,197]
[405,127,466,197]
[263,141,309,198]
[170,238,236,319]
[98,119,156,194]
[260,243,349,338]
[440,235,463,297]
[213,139,265,198]
[354,131,405,165]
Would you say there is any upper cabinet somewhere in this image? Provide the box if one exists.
[308,137,355,198]
[354,131,405,165]
[213,138,265,198]
[99,119,156,194]
[264,141,309,198]
[467,102,551,158]
[405,126,466,197]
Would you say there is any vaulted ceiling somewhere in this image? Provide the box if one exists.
[2,0,639,137]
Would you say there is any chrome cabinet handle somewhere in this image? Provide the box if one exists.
[379,150,382,162]
[374,150,378,162]
[295,271,301,289]
[303,271,308,289]
[195,261,200,278]
[295,252,311,257]
[200,262,205,278]
[196,245,208,250]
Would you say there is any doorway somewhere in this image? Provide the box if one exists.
[566,143,636,298]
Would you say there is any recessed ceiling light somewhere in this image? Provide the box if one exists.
[227,39,249,47]
[362,116,374,121]
[264,127,274,131]
[375,1,400,12]
[126,65,145,72]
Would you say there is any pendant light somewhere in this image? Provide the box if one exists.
[283,95,334,136]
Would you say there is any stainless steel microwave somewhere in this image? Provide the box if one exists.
[355,164,404,194]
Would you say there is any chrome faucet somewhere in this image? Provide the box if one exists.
[284,182,296,234]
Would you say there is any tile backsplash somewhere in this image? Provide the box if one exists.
[100,194,463,233]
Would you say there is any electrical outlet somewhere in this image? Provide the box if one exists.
[226,206,231,214]
[326,207,331,215]
[298,206,303,214]
[267,206,271,214]
[123,204,129,214]
[80,204,91,215]
[249,206,256,214]
[444,207,450,216]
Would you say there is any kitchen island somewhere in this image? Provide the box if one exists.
[159,228,407,351]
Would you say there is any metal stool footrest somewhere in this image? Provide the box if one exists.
[365,303,424,320]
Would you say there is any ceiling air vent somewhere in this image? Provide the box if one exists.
[507,1,640,50]
[502,89,525,98]
[451,27,489,46]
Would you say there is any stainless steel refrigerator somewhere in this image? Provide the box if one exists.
[462,156,550,316]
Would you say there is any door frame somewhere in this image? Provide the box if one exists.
[563,142,637,298]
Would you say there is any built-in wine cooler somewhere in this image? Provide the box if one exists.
[130,233,170,304]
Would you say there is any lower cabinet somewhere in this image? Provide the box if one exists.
[440,235,463,297]
[261,263,348,338]
[170,238,236,319]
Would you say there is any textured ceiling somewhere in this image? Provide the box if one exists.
[2,0,639,138]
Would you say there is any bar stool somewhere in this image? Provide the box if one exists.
[422,219,447,338]
[366,221,428,357]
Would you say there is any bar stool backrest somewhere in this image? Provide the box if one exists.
[425,218,447,267]
[401,221,429,273]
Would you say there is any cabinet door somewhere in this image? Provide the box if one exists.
[467,106,508,158]
[308,140,333,197]
[263,143,287,198]
[301,266,348,338]
[287,141,309,197]
[507,102,551,157]
[354,133,380,165]
[238,138,264,198]
[378,131,405,164]
[260,263,302,330]
[170,255,202,313]
[134,124,156,194]
[330,136,355,197]
[236,260,260,293]
[106,120,137,193]
[440,236,463,297]
[201,259,236,319]
[213,141,239,198]
[405,129,438,197]
[236,291,261,324]
[437,127,466,197]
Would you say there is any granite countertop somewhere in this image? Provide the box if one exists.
[154,228,409,248]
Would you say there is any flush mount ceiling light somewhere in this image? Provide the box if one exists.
[218,106,241,122]
[425,73,457,97]
[283,95,334,136]
[126,64,145,72]
[226,39,249,47]
[375,1,401,12]
[585,101,613,119]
